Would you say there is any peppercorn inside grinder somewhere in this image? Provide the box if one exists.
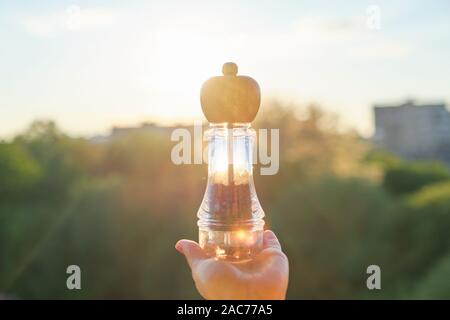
[198,62,265,262]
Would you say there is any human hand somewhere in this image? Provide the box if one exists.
[175,230,289,300]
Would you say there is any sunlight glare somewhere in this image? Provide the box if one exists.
[151,29,223,95]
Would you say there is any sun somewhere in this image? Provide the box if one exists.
[135,27,237,122]
[151,28,226,95]
[135,27,245,123]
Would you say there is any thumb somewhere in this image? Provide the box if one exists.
[263,230,282,251]
[175,239,207,269]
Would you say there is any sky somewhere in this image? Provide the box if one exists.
[1,0,450,138]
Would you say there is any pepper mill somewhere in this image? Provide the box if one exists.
[197,62,265,262]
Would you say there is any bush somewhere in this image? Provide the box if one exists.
[383,162,450,196]
[0,143,41,198]
[413,254,450,299]
[383,182,450,294]
[3,104,449,299]
[270,176,395,299]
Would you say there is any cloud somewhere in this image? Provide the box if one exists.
[21,17,56,37]
[347,40,411,61]
[291,15,411,60]
[240,15,411,63]
[291,15,367,43]
[18,6,117,37]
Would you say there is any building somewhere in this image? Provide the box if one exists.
[373,100,450,163]
[88,122,201,144]
[110,122,176,138]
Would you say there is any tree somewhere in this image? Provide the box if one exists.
[413,254,450,299]
[0,143,41,199]
[270,176,394,299]
[383,161,450,196]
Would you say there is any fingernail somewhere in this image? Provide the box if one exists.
[265,230,275,237]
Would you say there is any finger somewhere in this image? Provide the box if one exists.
[263,230,282,251]
[175,239,208,269]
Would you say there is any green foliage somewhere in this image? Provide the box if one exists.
[378,181,450,294]
[365,149,402,168]
[409,181,450,211]
[13,121,95,202]
[1,104,450,299]
[406,182,450,268]
[0,121,204,299]
[0,143,41,198]
[270,176,395,299]
[383,161,450,196]
[413,254,450,299]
